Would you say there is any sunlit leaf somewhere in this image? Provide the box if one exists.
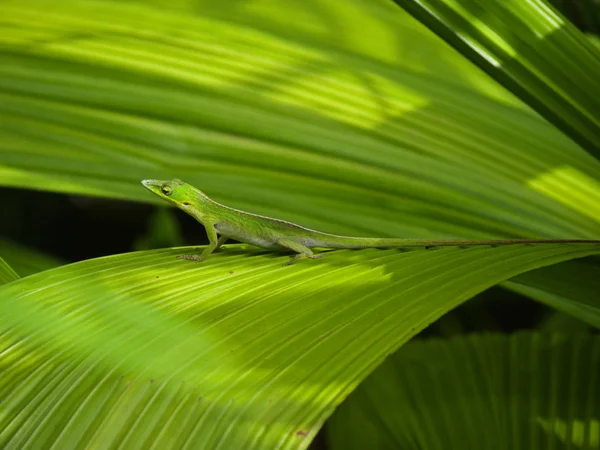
[1,0,599,242]
[390,0,600,159]
[2,0,600,321]
[0,243,598,448]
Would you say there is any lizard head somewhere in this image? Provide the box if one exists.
[141,179,199,211]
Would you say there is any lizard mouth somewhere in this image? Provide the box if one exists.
[141,179,158,188]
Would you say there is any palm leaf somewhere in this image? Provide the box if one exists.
[507,257,600,328]
[0,0,598,240]
[0,244,598,448]
[2,1,600,446]
[0,238,65,277]
[0,257,19,285]
[548,0,600,35]
[2,0,600,323]
[390,0,600,159]
[327,332,600,449]
[540,311,592,333]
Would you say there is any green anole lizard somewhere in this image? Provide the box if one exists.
[142,179,600,265]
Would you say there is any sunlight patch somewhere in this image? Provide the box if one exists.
[527,165,600,222]
[265,69,427,130]
[537,417,599,448]
[525,0,565,29]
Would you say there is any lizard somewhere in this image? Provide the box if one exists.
[141,179,600,265]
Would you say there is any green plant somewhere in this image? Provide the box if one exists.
[0,0,599,448]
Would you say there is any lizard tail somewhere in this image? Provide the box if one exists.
[316,237,600,249]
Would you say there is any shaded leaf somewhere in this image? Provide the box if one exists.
[548,0,600,36]
[327,332,600,450]
[539,311,592,333]
[0,238,65,277]
[0,256,19,284]
[507,257,600,329]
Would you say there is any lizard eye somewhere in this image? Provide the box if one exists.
[182,202,190,206]
[161,185,173,196]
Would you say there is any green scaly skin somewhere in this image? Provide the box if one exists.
[141,179,600,265]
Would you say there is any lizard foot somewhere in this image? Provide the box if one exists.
[177,254,206,263]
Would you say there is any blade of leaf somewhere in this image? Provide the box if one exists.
[0,256,19,284]
[539,311,592,333]
[1,1,600,331]
[0,238,65,277]
[0,243,599,448]
[390,0,600,160]
[547,0,600,36]
[506,257,600,329]
[327,332,600,450]
[1,0,599,242]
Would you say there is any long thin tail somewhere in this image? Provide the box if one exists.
[318,237,600,249]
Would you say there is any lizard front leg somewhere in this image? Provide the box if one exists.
[179,223,219,263]
[193,235,228,254]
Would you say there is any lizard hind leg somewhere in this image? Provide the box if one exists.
[214,235,228,252]
[277,238,322,265]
